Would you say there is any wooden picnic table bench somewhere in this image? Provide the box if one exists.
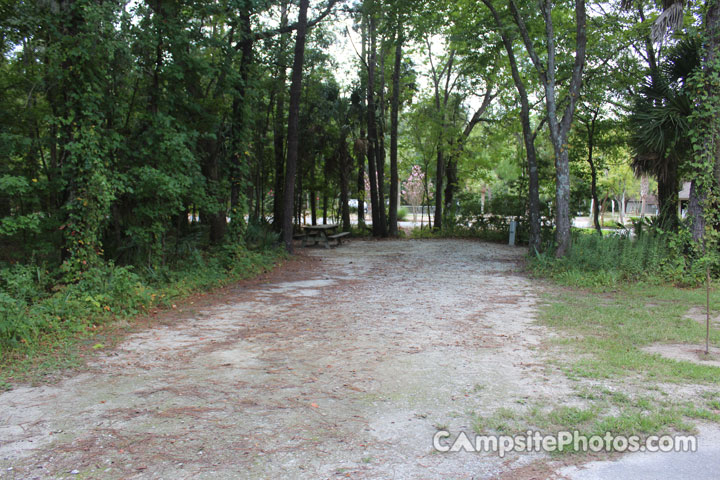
[327,231,350,245]
[301,224,349,248]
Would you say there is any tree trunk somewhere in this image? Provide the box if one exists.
[366,13,381,235]
[508,0,586,257]
[297,169,303,224]
[433,149,444,230]
[657,158,679,231]
[445,87,495,223]
[586,112,601,234]
[310,189,317,225]
[689,0,720,242]
[589,156,601,233]
[431,49,454,231]
[356,16,367,229]
[688,180,706,241]
[357,145,366,228]
[339,140,352,231]
[375,34,388,237]
[322,192,327,225]
[553,149,572,255]
[272,1,289,232]
[483,0,541,251]
[444,157,458,215]
[281,0,310,252]
[230,6,254,218]
[310,155,317,226]
[252,93,273,223]
[388,28,403,237]
[200,137,227,245]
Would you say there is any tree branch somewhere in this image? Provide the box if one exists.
[463,85,496,138]
[252,0,343,42]
[508,0,548,87]
[346,24,368,70]
[559,0,587,136]
[531,115,548,142]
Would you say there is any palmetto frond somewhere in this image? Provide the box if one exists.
[663,36,701,84]
[629,39,697,182]
[651,1,685,43]
[620,0,685,44]
[630,89,691,180]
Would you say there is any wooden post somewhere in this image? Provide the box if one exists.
[707,266,711,355]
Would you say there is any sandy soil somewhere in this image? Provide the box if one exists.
[0,239,574,479]
[685,307,720,329]
[642,343,720,368]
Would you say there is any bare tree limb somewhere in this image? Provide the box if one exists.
[346,24,368,69]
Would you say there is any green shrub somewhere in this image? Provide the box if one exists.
[0,245,281,353]
[529,230,699,287]
[397,207,408,221]
[0,263,52,304]
[350,225,372,237]
[245,220,280,251]
[410,227,438,239]
[0,292,33,346]
[73,264,153,316]
[485,192,524,217]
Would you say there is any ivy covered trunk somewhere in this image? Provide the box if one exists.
[688,180,706,241]
[688,0,720,243]
[710,0,720,191]
[44,0,118,277]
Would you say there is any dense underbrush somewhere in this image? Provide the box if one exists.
[0,243,281,355]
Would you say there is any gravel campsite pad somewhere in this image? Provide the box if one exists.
[0,239,575,479]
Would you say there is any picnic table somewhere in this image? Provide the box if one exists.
[298,224,350,248]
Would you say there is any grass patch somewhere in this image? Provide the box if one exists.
[540,284,720,384]
[505,263,720,455]
[472,392,697,455]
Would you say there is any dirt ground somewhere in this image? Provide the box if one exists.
[0,239,575,479]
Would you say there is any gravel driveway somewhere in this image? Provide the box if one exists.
[0,239,571,479]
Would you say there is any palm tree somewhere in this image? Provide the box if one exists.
[630,0,720,240]
[629,37,699,230]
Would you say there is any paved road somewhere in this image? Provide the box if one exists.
[559,425,720,480]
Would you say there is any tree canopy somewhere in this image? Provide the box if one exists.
[1,0,719,271]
